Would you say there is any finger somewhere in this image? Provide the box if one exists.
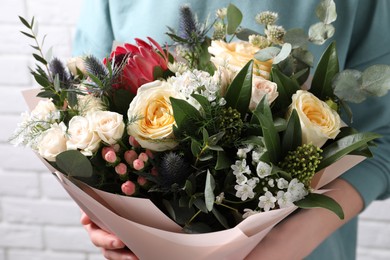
[80,212,92,225]
[85,222,126,250]
[102,248,138,260]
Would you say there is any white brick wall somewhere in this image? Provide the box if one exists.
[0,1,389,260]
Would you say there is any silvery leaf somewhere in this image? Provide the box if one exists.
[273,43,292,64]
[316,0,337,24]
[293,48,314,67]
[284,28,308,48]
[254,46,280,62]
[333,69,365,103]
[308,22,335,45]
[362,65,390,97]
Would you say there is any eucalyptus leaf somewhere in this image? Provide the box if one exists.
[56,150,93,178]
[194,198,208,213]
[316,0,337,24]
[32,21,39,36]
[273,43,292,64]
[308,22,335,45]
[333,70,365,103]
[205,170,215,211]
[208,132,225,146]
[53,74,60,91]
[191,139,202,156]
[236,28,261,41]
[255,47,280,62]
[292,48,314,67]
[284,28,308,49]
[45,46,54,63]
[21,31,35,39]
[227,4,243,35]
[295,193,344,219]
[184,180,193,196]
[361,65,390,97]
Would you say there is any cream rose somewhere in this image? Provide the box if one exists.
[208,40,273,79]
[127,80,179,151]
[66,115,101,156]
[31,100,60,121]
[67,57,87,76]
[88,111,125,145]
[249,76,279,110]
[37,122,67,162]
[290,90,341,147]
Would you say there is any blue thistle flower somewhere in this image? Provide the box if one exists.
[159,152,190,188]
[177,5,208,50]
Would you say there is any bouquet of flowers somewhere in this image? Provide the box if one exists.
[11,1,390,259]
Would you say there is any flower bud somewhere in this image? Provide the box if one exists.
[138,152,149,162]
[129,136,140,148]
[121,181,136,196]
[137,176,148,186]
[115,163,127,175]
[124,150,138,165]
[145,149,154,159]
[133,159,145,171]
[150,167,158,176]
[102,147,117,163]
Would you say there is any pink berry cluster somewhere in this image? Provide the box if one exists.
[100,136,156,196]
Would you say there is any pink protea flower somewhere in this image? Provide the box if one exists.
[107,37,170,94]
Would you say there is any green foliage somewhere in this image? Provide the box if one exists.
[295,193,344,219]
[282,109,302,156]
[56,150,93,178]
[226,4,243,35]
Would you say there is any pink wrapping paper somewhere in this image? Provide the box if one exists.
[23,89,365,259]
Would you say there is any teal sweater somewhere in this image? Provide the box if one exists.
[73,1,390,259]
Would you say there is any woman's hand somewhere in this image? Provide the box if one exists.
[80,212,138,260]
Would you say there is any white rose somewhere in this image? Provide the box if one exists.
[208,40,272,79]
[31,100,60,121]
[66,115,101,156]
[37,122,67,162]
[249,76,279,110]
[88,111,125,145]
[77,94,105,116]
[127,80,179,151]
[290,90,341,147]
[67,57,87,76]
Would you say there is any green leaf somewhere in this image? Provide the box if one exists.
[295,193,344,219]
[56,150,93,178]
[170,97,202,131]
[184,180,193,196]
[236,28,261,41]
[67,91,78,107]
[284,28,308,48]
[273,43,292,64]
[227,4,243,35]
[318,132,381,170]
[19,16,31,28]
[254,108,281,164]
[33,53,47,65]
[20,31,35,39]
[361,65,390,97]
[208,132,225,146]
[255,47,280,62]
[204,170,215,212]
[225,60,253,117]
[153,66,163,80]
[193,198,208,213]
[316,0,337,24]
[308,22,335,45]
[191,139,202,157]
[270,68,300,111]
[282,109,302,155]
[311,41,339,100]
[333,70,364,103]
[212,207,230,229]
[215,151,232,170]
[53,74,60,92]
[33,73,51,88]
[112,89,134,115]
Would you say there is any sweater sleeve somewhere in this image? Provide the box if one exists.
[72,0,114,59]
[340,0,390,208]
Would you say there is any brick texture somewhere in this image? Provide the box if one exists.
[0,1,389,260]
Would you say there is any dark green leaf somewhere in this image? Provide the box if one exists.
[318,132,381,170]
[153,66,163,80]
[199,154,214,161]
[19,16,31,28]
[282,109,302,155]
[227,4,243,35]
[225,60,253,118]
[184,180,193,196]
[33,73,51,88]
[193,198,208,213]
[56,150,93,178]
[112,89,134,115]
[191,94,210,112]
[33,53,47,65]
[311,41,339,100]
[170,97,202,132]
[236,28,261,41]
[270,68,300,112]
[191,139,202,157]
[208,132,225,146]
[37,90,56,98]
[212,207,230,229]
[204,170,215,211]
[295,193,344,219]
[215,151,232,170]
[20,31,34,39]
[67,91,78,107]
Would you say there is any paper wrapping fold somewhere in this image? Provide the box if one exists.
[23,88,365,259]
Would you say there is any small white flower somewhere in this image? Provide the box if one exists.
[256,161,272,178]
[268,179,275,188]
[277,178,289,189]
[236,173,248,185]
[218,98,227,106]
[235,184,256,201]
[258,191,277,211]
[288,178,308,201]
[247,177,260,188]
[242,208,260,219]
[276,191,294,208]
[231,159,251,175]
[215,192,225,204]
